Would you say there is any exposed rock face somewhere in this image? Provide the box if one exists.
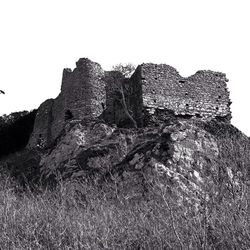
[40,120,117,179]
[28,58,232,149]
[2,112,249,209]
[107,121,221,203]
[24,111,248,208]
[35,118,229,206]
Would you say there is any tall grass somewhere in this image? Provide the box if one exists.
[1,172,250,249]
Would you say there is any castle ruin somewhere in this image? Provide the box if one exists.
[28,58,231,148]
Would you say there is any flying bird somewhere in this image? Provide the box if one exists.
[0,90,5,94]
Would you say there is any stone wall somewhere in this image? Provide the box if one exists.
[130,63,231,125]
[61,58,106,119]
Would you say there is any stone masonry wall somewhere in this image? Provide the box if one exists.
[61,58,106,119]
[131,63,231,124]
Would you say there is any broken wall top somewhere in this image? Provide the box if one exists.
[134,63,231,120]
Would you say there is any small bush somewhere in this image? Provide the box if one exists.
[0,110,37,158]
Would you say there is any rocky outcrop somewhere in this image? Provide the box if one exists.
[29,117,247,208]
[112,121,220,204]
[1,114,249,208]
[40,119,117,180]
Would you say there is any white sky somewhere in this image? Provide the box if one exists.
[0,0,250,135]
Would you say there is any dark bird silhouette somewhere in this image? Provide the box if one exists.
[0,90,5,94]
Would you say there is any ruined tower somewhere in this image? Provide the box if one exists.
[60,58,106,119]
[28,58,106,148]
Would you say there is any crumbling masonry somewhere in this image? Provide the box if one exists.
[28,58,231,148]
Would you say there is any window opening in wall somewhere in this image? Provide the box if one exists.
[65,110,73,121]
[155,78,158,80]
[218,95,221,99]
[216,107,219,110]
[153,99,157,103]
[179,80,185,83]
[101,102,105,110]
[185,93,188,96]
[141,77,146,80]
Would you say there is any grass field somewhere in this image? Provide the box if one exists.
[0,172,250,250]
